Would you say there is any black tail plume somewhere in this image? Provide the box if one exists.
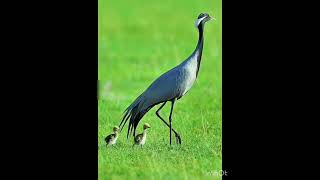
[119,96,148,139]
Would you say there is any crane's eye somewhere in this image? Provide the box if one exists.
[198,13,207,19]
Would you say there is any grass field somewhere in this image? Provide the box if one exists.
[98,0,222,179]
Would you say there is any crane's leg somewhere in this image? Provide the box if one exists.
[169,99,176,145]
[155,102,181,144]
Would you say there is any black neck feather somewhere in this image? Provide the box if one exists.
[195,24,204,77]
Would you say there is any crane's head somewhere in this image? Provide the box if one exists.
[143,123,151,130]
[195,13,214,28]
[113,126,120,132]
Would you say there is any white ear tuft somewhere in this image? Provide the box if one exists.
[194,16,206,27]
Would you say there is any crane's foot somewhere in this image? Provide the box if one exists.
[175,133,181,144]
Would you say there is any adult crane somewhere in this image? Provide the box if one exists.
[119,13,213,145]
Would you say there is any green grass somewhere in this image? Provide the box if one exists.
[99,0,221,179]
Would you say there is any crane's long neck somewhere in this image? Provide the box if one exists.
[193,25,204,76]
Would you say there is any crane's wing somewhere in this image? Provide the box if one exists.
[119,66,186,138]
[142,67,184,107]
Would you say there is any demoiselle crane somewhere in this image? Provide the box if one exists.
[119,13,213,145]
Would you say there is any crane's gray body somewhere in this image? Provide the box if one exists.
[119,13,212,140]
[120,46,202,137]
[139,50,200,110]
